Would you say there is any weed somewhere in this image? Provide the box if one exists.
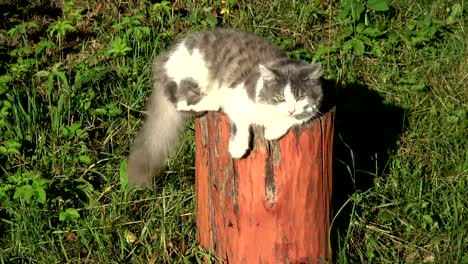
[48,19,76,47]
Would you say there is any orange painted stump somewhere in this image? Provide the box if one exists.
[194,107,335,263]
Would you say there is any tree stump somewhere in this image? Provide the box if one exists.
[195,107,335,263]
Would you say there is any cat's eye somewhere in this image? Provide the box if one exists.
[296,95,306,101]
[274,95,285,102]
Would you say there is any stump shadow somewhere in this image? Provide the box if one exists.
[321,79,407,258]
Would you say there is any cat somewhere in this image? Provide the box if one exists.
[128,29,323,185]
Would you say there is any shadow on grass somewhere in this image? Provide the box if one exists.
[0,0,62,30]
[322,79,407,258]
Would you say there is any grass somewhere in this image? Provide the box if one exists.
[0,0,466,263]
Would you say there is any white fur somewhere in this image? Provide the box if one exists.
[165,43,211,93]
[254,78,264,103]
[276,84,294,115]
[258,65,276,81]
[178,81,315,158]
[275,84,310,116]
[165,49,317,158]
[226,85,311,156]
[176,85,235,112]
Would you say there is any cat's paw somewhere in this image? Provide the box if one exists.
[264,126,289,141]
[229,142,248,158]
[176,101,190,111]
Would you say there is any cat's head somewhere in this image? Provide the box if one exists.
[257,60,323,120]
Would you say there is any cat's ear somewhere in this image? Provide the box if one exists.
[304,63,322,80]
[259,65,277,81]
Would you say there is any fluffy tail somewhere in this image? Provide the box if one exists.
[128,90,186,186]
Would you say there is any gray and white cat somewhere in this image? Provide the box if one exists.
[128,29,323,185]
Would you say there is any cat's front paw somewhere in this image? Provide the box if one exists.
[229,141,248,158]
[176,101,190,111]
[264,127,289,141]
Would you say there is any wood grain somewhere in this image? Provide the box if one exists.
[195,108,335,263]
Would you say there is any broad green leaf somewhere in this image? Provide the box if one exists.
[56,21,75,32]
[35,70,50,77]
[7,148,20,155]
[82,100,91,111]
[337,27,354,43]
[7,27,18,36]
[410,36,430,46]
[2,100,12,109]
[35,40,56,55]
[342,40,353,52]
[93,108,107,115]
[140,27,150,36]
[357,34,372,45]
[367,0,389,11]
[312,46,336,62]
[380,210,393,222]
[362,27,384,37]
[370,46,385,57]
[454,108,466,118]
[33,177,49,187]
[107,108,123,117]
[75,178,94,195]
[351,39,365,55]
[5,139,21,149]
[79,155,92,164]
[120,159,128,191]
[152,1,171,14]
[0,146,7,154]
[351,3,365,22]
[14,185,34,201]
[68,123,82,133]
[59,208,80,221]
[0,74,13,87]
[205,13,218,28]
[336,5,351,21]
[36,188,46,204]
[356,23,366,33]
[422,214,434,225]
[54,71,69,87]
[78,130,89,139]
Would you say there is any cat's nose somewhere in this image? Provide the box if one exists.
[288,109,295,115]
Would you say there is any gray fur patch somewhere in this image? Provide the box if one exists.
[257,60,323,106]
[183,29,283,92]
[179,78,203,105]
[230,121,237,139]
[161,29,322,106]
[164,81,178,104]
